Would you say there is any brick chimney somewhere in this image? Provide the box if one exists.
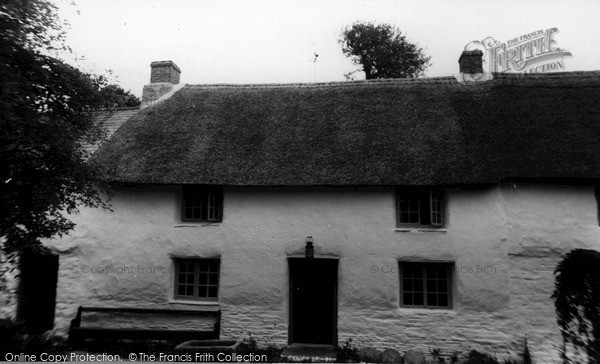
[458,50,483,74]
[150,61,181,84]
[141,60,183,109]
[456,49,492,83]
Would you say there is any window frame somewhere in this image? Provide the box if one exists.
[395,187,445,228]
[398,262,453,309]
[173,258,220,302]
[181,185,223,223]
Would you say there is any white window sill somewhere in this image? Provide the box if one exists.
[173,223,221,228]
[398,307,456,314]
[394,228,448,233]
[168,300,219,306]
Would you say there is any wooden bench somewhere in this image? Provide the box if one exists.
[69,306,220,346]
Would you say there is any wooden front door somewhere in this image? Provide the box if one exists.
[289,258,337,345]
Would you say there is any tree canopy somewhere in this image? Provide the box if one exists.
[97,84,141,108]
[0,0,131,255]
[339,22,431,80]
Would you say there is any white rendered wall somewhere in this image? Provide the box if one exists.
[34,183,600,362]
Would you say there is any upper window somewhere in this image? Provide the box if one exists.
[399,262,452,309]
[174,258,220,301]
[181,186,223,222]
[396,187,444,228]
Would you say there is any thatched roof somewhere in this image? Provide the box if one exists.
[90,71,600,186]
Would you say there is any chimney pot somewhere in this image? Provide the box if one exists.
[458,50,483,74]
[150,60,181,84]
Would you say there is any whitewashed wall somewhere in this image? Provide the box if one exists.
[29,183,600,362]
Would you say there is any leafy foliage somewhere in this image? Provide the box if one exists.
[430,348,445,363]
[552,249,600,363]
[339,22,431,80]
[236,334,283,362]
[1,0,116,255]
[96,83,140,108]
[463,350,519,364]
[336,338,358,362]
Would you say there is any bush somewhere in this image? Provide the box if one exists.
[553,248,600,363]
[335,338,358,362]
[0,320,69,355]
[236,334,258,354]
[236,334,283,362]
[464,350,499,364]
[462,350,520,364]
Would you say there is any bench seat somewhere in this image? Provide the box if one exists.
[69,306,220,345]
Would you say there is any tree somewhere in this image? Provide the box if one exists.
[339,22,431,80]
[0,0,114,257]
[96,84,140,108]
[552,249,600,363]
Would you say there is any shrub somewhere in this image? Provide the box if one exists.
[236,334,258,354]
[464,350,500,364]
[552,248,600,363]
[450,351,460,363]
[236,334,283,362]
[336,338,358,362]
[431,348,445,363]
[462,350,519,364]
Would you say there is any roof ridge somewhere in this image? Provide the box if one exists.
[184,76,458,89]
[183,70,600,89]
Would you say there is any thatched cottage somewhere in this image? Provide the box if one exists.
[4,52,600,362]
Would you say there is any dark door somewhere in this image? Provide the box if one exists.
[289,258,337,345]
[17,251,59,331]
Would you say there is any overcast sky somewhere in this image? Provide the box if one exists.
[56,0,600,97]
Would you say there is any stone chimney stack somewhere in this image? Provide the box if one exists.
[150,61,181,84]
[458,50,483,74]
[141,60,183,109]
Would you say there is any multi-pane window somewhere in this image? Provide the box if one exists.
[182,186,223,222]
[396,187,445,227]
[174,259,220,301]
[399,262,452,308]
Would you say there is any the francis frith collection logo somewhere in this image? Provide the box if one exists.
[465,27,572,74]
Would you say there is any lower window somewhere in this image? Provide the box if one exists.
[399,262,452,309]
[174,258,220,301]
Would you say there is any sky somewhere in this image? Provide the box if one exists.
[55,0,600,97]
